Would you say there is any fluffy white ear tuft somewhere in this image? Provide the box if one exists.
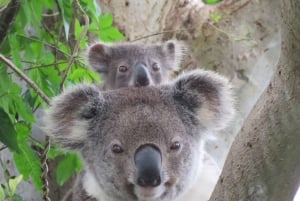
[43,84,104,149]
[171,69,235,130]
[87,42,112,73]
[162,40,187,70]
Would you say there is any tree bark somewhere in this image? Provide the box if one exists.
[209,0,300,200]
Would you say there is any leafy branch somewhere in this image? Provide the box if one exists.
[0,54,51,105]
[60,0,89,89]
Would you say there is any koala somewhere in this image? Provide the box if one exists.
[87,40,184,90]
[44,69,235,201]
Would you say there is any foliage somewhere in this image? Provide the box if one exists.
[0,0,124,198]
[210,13,222,23]
[203,0,223,4]
[0,160,25,201]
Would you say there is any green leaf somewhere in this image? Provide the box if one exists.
[99,13,113,29]
[13,142,43,192]
[47,147,65,159]
[9,83,35,123]
[210,13,221,23]
[57,0,73,40]
[0,108,20,152]
[99,27,125,42]
[0,0,11,8]
[0,185,5,200]
[12,194,26,201]
[8,175,23,196]
[203,0,223,4]
[56,152,83,186]
[8,34,23,70]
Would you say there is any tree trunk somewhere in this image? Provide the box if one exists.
[209,0,300,200]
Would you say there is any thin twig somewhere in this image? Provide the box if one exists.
[0,146,7,151]
[60,0,89,89]
[131,29,185,42]
[0,54,51,105]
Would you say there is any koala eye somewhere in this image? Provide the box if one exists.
[170,141,181,151]
[118,65,128,73]
[112,144,124,154]
[152,63,160,72]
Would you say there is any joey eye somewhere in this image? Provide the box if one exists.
[112,144,124,154]
[170,141,181,151]
[152,63,160,71]
[118,65,128,73]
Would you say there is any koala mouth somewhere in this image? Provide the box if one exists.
[134,185,165,199]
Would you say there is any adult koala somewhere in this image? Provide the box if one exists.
[44,69,235,201]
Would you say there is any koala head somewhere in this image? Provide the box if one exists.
[44,70,234,201]
[87,40,185,89]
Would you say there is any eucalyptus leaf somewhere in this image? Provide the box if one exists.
[8,175,23,196]
[13,143,43,192]
[56,152,83,186]
[0,185,5,200]
[203,0,223,4]
[0,108,20,152]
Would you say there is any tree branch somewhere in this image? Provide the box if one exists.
[0,54,51,105]
[60,0,89,89]
[209,0,300,200]
[0,0,21,45]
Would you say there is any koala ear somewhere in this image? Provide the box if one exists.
[161,40,186,70]
[171,69,235,130]
[88,42,112,73]
[44,84,104,150]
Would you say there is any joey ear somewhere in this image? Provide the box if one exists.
[162,40,186,70]
[171,70,235,130]
[44,84,104,150]
[88,42,112,73]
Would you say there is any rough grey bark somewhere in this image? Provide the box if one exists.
[0,0,21,45]
[208,0,300,200]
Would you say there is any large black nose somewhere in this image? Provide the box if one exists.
[134,64,150,87]
[134,144,162,187]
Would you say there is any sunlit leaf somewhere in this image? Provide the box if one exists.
[0,179,5,200]
[99,27,125,42]
[8,175,23,196]
[99,13,113,29]
[203,0,223,4]
[0,0,11,8]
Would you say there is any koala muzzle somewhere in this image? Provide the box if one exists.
[134,144,162,187]
[134,64,150,87]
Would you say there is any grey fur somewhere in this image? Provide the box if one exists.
[44,69,235,201]
[87,40,185,90]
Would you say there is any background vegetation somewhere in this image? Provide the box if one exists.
[0,0,124,199]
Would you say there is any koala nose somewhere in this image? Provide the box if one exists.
[134,64,150,87]
[134,144,162,187]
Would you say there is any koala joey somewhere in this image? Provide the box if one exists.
[87,40,185,90]
[44,69,235,201]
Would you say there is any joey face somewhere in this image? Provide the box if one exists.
[88,41,185,90]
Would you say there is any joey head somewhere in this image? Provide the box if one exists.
[87,40,185,90]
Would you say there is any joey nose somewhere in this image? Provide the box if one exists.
[134,145,162,187]
[134,64,150,87]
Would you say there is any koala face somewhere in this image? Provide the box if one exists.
[88,40,185,89]
[45,70,234,201]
